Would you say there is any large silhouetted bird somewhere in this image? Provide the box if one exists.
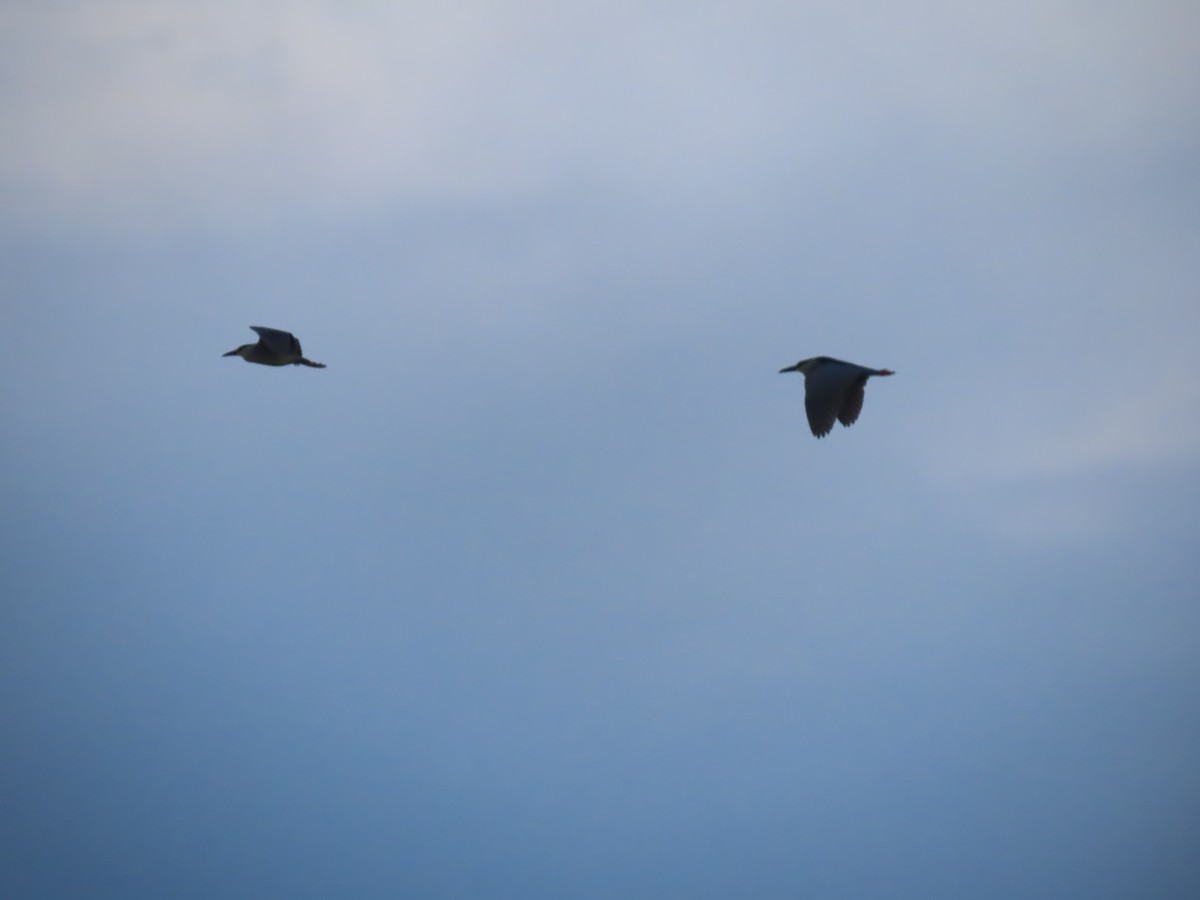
[780,356,893,438]
[223,327,325,368]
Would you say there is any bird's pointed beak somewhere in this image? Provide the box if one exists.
[779,363,802,373]
[222,348,239,357]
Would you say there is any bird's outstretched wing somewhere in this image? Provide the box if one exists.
[803,363,856,438]
[250,326,300,359]
[837,375,869,427]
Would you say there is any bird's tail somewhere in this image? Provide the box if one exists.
[298,358,327,368]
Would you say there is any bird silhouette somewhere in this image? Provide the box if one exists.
[780,356,893,438]
[223,327,326,368]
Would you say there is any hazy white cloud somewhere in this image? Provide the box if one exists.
[5,0,1196,506]
[3,0,1197,518]
[2,0,1196,232]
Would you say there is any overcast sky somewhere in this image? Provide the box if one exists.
[3,2,1199,897]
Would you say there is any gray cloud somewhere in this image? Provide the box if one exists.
[3,1,1195,230]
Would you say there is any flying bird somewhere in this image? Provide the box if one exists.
[223,326,326,368]
[780,356,893,438]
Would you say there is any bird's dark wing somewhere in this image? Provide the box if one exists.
[803,365,852,438]
[249,326,296,358]
[805,394,838,438]
[837,374,869,427]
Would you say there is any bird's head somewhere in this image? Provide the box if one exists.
[223,344,251,359]
[779,357,818,375]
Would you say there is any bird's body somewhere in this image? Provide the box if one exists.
[780,356,893,438]
[223,326,325,368]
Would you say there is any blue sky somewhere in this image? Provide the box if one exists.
[3,2,1199,897]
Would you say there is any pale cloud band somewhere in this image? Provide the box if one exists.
[2,1,1195,232]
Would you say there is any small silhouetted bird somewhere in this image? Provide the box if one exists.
[223,326,326,368]
[780,356,894,438]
